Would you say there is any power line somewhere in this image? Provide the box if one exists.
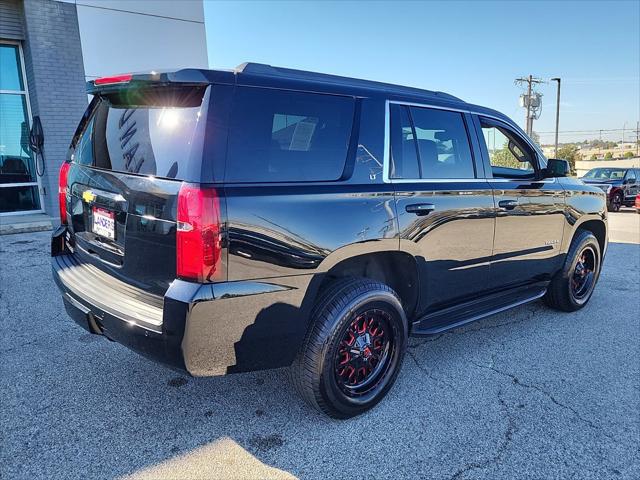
[536,128,639,134]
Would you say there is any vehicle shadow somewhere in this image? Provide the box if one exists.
[32,297,552,480]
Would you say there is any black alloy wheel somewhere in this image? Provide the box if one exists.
[570,245,597,301]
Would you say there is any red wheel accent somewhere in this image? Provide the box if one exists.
[334,308,393,396]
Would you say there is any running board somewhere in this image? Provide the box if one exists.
[411,284,547,336]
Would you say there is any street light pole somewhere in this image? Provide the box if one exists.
[551,78,561,157]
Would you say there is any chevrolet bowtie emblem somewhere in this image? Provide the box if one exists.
[82,190,96,203]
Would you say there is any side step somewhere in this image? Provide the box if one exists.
[411,283,547,336]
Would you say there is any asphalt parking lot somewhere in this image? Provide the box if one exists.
[1,211,638,480]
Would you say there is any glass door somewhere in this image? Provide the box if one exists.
[0,41,42,214]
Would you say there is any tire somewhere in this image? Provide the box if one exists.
[607,192,623,212]
[290,277,408,419]
[544,230,601,312]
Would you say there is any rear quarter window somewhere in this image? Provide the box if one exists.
[225,87,355,182]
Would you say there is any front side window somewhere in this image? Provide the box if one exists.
[480,119,535,179]
[226,87,355,182]
[389,104,475,179]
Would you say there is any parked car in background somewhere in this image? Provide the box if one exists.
[51,64,608,418]
[581,167,640,212]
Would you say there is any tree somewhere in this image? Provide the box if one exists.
[490,147,521,169]
[590,154,598,160]
[589,139,617,149]
[604,151,613,160]
[557,144,581,174]
[623,151,635,159]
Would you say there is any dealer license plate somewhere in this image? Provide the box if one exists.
[92,207,115,240]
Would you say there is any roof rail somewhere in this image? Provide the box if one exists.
[234,62,463,102]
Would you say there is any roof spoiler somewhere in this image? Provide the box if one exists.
[86,69,211,94]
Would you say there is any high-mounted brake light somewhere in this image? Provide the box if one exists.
[58,162,71,225]
[94,74,133,86]
[176,183,222,283]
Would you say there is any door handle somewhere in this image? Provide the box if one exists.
[498,200,518,210]
[405,203,435,216]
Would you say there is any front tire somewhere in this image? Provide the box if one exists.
[544,230,601,312]
[290,278,408,418]
[608,192,623,212]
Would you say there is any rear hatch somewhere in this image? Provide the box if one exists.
[65,79,212,296]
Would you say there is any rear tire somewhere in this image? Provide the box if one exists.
[544,230,601,312]
[290,277,408,419]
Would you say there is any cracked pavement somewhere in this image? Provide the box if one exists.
[1,220,639,479]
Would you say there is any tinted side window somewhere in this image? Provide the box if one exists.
[625,169,636,181]
[389,104,419,179]
[389,104,475,179]
[409,107,475,179]
[226,87,355,182]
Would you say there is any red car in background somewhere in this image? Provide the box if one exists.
[635,193,640,213]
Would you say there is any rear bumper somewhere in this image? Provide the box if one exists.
[51,227,315,376]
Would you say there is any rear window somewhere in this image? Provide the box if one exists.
[225,87,355,182]
[73,87,205,180]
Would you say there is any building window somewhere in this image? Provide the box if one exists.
[0,42,41,214]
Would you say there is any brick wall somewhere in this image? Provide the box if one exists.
[21,0,87,221]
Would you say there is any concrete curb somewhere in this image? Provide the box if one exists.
[0,221,53,236]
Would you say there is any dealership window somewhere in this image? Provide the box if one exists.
[0,42,41,214]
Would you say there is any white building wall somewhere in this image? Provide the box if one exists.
[61,0,208,81]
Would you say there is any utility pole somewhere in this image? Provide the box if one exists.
[551,78,561,157]
[525,75,532,135]
[599,129,602,156]
[515,75,545,136]
[636,121,639,156]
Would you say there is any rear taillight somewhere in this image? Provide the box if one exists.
[176,183,222,283]
[58,162,71,224]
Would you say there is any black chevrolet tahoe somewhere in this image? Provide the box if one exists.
[51,64,608,418]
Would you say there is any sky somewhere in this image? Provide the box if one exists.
[204,0,640,144]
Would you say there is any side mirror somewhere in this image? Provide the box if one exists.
[545,158,570,178]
